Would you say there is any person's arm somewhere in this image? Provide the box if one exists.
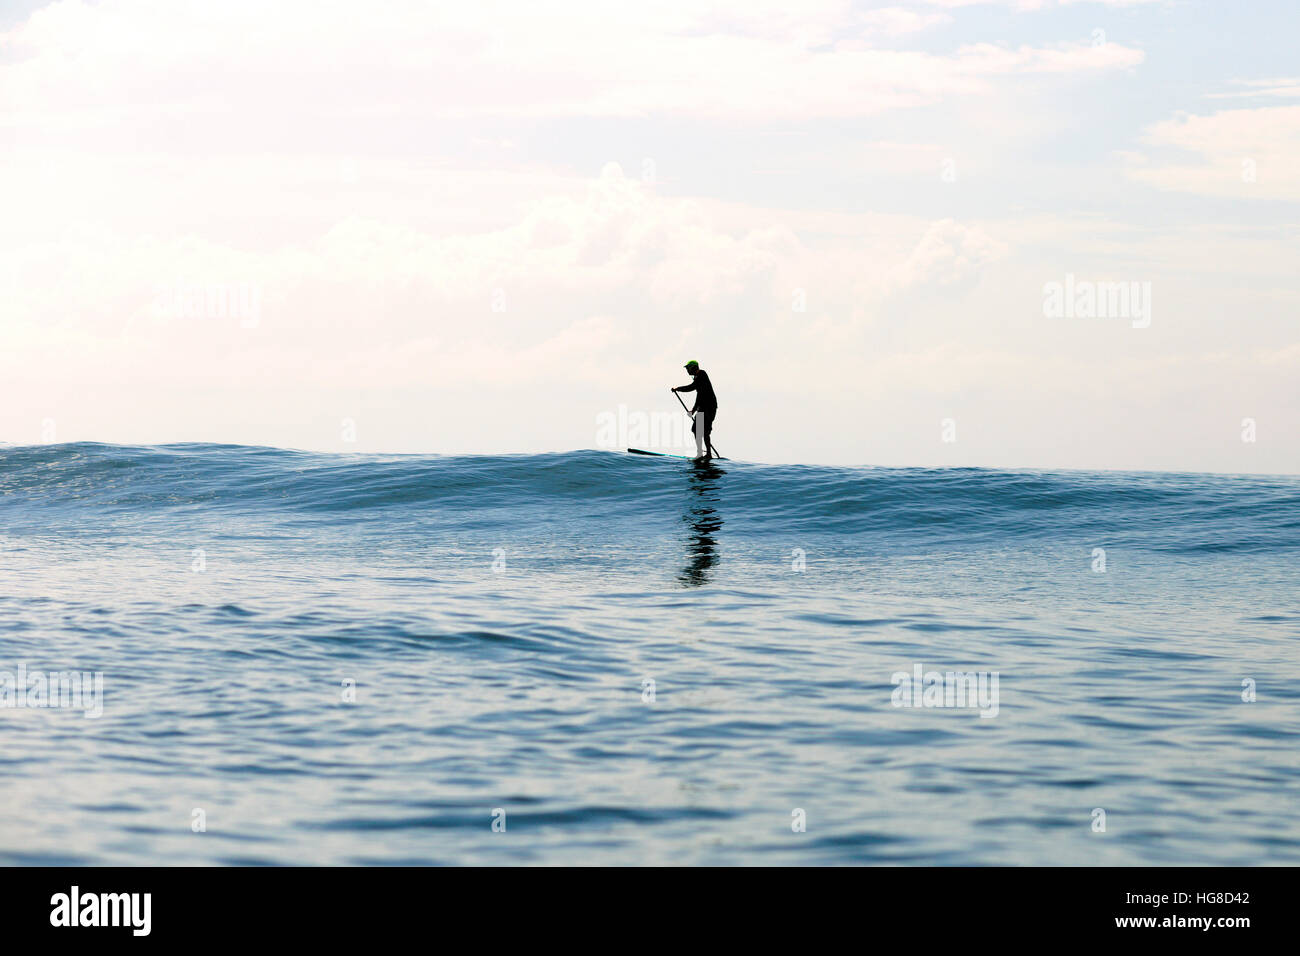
[672,381,698,414]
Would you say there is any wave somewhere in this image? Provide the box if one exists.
[2,442,1297,552]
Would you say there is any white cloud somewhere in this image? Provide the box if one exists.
[857,7,953,37]
[891,218,1009,290]
[1208,78,1300,100]
[0,0,1144,132]
[1129,104,1300,200]
[0,164,1004,391]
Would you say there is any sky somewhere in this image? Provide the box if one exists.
[1,0,1296,472]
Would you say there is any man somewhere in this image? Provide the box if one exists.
[672,360,718,460]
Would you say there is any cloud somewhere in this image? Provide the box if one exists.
[1207,77,1300,100]
[0,0,1144,134]
[857,7,953,37]
[891,219,1010,290]
[1127,104,1300,201]
[0,163,1007,396]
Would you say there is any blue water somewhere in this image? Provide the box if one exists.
[2,442,1298,865]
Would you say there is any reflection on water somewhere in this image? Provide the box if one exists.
[680,460,724,586]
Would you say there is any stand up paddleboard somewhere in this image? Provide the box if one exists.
[627,449,728,461]
[629,388,724,460]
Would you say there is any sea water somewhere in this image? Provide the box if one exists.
[1,443,1297,864]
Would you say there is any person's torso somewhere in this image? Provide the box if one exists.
[694,371,717,409]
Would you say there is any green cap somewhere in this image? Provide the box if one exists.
[684,360,699,370]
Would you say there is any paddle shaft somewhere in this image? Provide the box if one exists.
[672,389,720,459]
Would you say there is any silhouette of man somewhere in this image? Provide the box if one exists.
[672,360,718,460]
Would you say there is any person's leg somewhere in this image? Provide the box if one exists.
[692,416,706,458]
[703,410,715,458]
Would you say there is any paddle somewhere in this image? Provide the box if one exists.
[672,389,720,459]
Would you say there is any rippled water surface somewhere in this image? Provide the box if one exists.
[1,443,1298,864]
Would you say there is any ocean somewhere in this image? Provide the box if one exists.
[1,442,1297,865]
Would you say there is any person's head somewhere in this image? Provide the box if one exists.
[684,360,699,377]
